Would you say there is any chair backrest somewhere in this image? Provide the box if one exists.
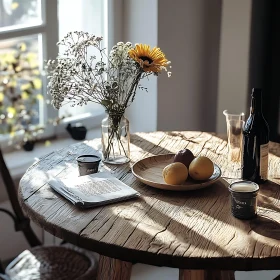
[0,148,41,248]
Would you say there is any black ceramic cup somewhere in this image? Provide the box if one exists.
[228,181,259,220]
[77,155,101,176]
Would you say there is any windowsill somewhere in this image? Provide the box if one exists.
[4,128,101,179]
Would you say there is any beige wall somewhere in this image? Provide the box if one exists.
[158,0,222,132]
[216,0,252,133]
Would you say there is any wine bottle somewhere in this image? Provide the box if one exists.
[242,88,269,183]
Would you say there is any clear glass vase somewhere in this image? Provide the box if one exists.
[101,112,130,164]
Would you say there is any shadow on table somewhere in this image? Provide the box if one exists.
[85,193,280,270]
[258,180,280,212]
[250,215,280,240]
[88,195,233,267]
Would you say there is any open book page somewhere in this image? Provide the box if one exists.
[48,172,139,208]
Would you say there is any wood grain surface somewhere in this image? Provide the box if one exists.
[97,256,132,280]
[18,131,280,271]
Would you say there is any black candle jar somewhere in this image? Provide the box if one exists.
[66,123,87,140]
[228,181,259,220]
[77,155,101,176]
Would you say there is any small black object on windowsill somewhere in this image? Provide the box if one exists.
[66,123,87,140]
[23,141,35,151]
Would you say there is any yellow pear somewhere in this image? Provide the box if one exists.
[162,162,188,185]
[189,156,214,180]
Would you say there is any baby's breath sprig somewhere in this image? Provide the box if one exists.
[46,31,171,115]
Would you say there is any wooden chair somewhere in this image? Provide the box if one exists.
[0,148,99,280]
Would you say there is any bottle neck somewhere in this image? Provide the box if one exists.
[250,92,263,115]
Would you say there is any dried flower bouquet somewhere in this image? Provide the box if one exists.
[47,31,171,162]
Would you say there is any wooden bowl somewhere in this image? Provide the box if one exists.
[132,154,221,191]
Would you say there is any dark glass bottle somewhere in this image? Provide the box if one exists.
[242,88,269,184]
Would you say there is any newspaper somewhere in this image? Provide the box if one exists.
[48,172,140,208]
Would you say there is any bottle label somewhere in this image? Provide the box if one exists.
[260,142,269,180]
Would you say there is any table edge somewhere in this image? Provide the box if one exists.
[18,191,280,271]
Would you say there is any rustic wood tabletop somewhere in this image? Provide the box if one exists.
[18,131,280,280]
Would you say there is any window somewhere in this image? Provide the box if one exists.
[57,0,105,127]
[0,0,58,146]
[0,0,107,149]
[0,0,42,29]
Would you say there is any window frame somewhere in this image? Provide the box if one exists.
[0,0,58,147]
[0,0,116,150]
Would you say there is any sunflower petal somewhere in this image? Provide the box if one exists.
[129,43,169,73]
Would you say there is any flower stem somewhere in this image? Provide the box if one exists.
[103,113,128,162]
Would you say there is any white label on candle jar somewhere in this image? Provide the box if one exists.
[260,143,269,180]
[231,182,258,192]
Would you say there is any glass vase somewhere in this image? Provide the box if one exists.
[101,112,130,164]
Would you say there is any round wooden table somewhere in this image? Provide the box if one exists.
[19,131,280,280]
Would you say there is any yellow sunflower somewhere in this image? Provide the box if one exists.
[128,44,169,73]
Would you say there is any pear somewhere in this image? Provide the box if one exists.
[162,162,188,185]
[189,156,214,180]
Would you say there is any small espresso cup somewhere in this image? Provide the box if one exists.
[228,181,259,220]
[77,155,101,176]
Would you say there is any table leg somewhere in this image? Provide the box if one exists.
[97,255,132,280]
[179,269,235,280]
[179,270,205,280]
